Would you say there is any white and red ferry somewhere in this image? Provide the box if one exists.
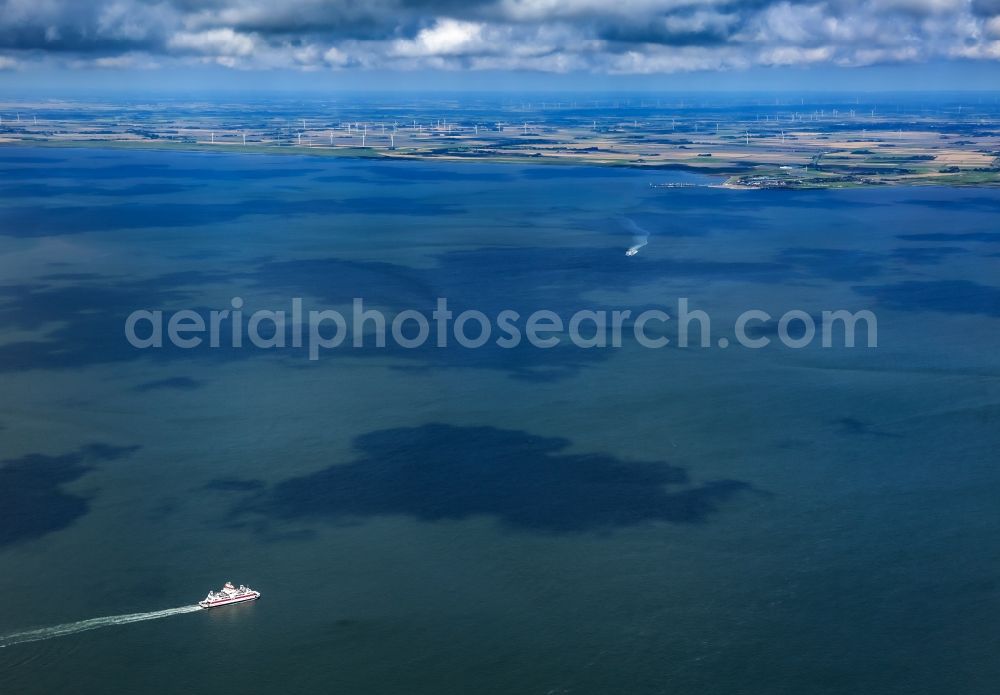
[199,582,261,609]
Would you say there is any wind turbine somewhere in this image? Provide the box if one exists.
[211,132,215,144]
[745,130,750,146]
[362,123,367,147]
[242,132,246,146]
[390,133,395,150]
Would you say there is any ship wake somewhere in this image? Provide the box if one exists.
[624,218,649,256]
[0,605,202,648]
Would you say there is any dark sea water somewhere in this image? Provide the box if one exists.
[0,146,998,694]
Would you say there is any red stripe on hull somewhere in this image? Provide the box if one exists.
[200,593,260,608]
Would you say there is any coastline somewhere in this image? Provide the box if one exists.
[3,135,998,190]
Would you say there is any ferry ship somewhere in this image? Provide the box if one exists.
[199,582,260,609]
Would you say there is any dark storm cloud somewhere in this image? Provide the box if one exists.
[208,3,410,39]
[0,1,167,53]
[0,1,995,80]
[971,0,1000,16]
[596,16,739,48]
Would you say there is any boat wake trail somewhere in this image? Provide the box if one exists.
[0,605,202,648]
[624,218,649,256]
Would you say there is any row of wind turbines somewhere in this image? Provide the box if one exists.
[0,113,37,126]
[199,116,549,149]
[0,110,910,151]
[199,115,909,149]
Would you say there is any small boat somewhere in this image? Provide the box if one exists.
[199,582,260,609]
[626,247,639,256]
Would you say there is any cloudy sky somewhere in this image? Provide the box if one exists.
[0,0,998,90]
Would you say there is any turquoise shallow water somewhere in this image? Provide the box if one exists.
[0,146,998,694]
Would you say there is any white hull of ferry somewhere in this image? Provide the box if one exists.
[199,582,261,609]
[199,592,260,609]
